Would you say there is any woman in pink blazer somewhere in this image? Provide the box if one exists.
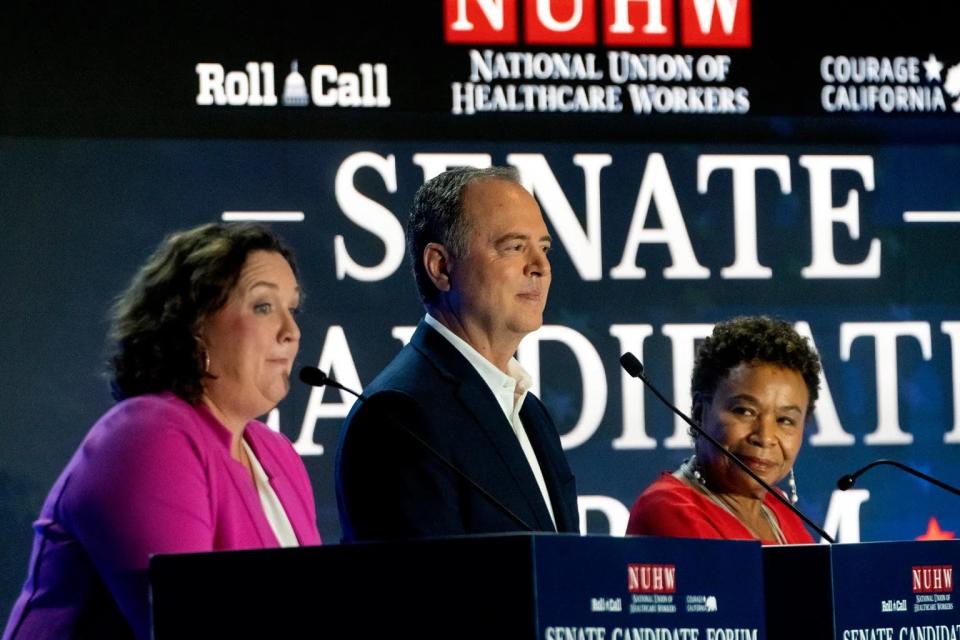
[4,223,322,639]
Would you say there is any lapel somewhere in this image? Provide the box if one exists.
[519,399,574,532]
[245,427,313,544]
[411,322,557,531]
[195,406,279,547]
[231,441,280,547]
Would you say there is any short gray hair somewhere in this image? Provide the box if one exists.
[407,166,521,304]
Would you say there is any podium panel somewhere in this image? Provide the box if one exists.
[764,540,960,639]
[151,533,766,639]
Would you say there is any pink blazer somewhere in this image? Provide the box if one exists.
[4,392,321,640]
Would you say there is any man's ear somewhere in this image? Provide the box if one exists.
[423,242,453,293]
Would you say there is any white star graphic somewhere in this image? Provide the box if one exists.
[923,54,944,82]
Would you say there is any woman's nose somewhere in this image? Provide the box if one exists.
[282,311,301,343]
[752,414,777,445]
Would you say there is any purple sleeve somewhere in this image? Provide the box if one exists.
[61,398,215,638]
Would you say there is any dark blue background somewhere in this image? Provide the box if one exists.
[3,0,960,629]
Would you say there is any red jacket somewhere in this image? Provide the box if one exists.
[626,473,815,545]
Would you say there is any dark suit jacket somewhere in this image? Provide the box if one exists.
[335,321,579,542]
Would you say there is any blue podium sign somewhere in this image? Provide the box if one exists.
[764,540,960,639]
[150,533,765,639]
[533,535,765,640]
[833,541,959,640]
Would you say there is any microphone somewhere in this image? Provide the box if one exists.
[297,366,535,532]
[298,366,366,401]
[837,459,960,496]
[619,352,835,543]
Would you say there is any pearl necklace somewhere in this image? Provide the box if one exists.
[678,456,786,544]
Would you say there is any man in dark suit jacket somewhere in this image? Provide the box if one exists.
[335,166,579,541]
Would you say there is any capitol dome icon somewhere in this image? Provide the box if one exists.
[282,60,309,107]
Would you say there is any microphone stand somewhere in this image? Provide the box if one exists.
[298,366,536,532]
[620,353,835,543]
[298,366,367,401]
[837,459,960,497]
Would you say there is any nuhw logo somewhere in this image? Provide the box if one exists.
[627,563,676,594]
[444,0,751,47]
[912,565,953,594]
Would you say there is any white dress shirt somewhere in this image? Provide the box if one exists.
[424,314,557,529]
[242,440,299,547]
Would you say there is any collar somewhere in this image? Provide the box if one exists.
[424,313,532,419]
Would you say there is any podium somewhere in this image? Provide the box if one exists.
[151,533,767,638]
[764,539,960,639]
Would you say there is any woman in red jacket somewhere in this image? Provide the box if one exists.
[626,316,820,545]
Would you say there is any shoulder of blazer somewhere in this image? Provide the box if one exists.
[409,321,475,383]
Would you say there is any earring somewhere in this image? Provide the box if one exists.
[690,457,707,487]
[788,468,799,504]
[195,336,211,374]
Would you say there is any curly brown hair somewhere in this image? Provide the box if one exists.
[108,222,297,404]
[691,316,821,417]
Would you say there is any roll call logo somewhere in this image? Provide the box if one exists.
[195,60,390,108]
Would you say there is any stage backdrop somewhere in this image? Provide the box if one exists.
[2,0,959,625]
